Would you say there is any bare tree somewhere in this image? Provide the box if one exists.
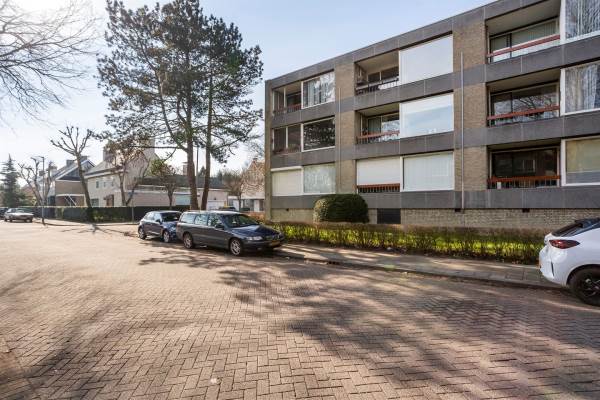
[217,169,243,211]
[149,158,179,209]
[0,0,98,120]
[18,158,43,205]
[241,159,264,199]
[50,126,93,216]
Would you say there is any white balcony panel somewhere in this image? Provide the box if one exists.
[357,157,402,186]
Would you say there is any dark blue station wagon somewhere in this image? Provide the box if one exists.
[138,211,181,243]
[176,211,284,256]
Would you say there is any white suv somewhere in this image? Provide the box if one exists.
[539,218,600,306]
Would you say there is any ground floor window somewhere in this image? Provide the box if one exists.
[271,168,302,196]
[377,209,401,224]
[303,163,335,194]
[403,152,454,191]
[564,136,600,185]
[491,148,558,178]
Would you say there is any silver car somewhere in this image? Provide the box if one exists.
[4,208,34,223]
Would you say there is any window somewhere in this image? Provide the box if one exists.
[400,93,453,137]
[491,148,558,178]
[273,125,301,154]
[400,35,453,84]
[563,137,600,185]
[95,180,99,189]
[179,213,195,224]
[489,19,558,62]
[221,214,259,228]
[272,169,302,196]
[207,214,222,227]
[302,118,335,151]
[563,61,600,114]
[303,164,335,194]
[91,198,99,207]
[194,213,208,225]
[377,209,401,225]
[490,84,559,125]
[564,0,600,41]
[403,152,454,191]
[302,72,335,108]
[365,113,400,135]
[367,66,399,83]
[356,157,402,186]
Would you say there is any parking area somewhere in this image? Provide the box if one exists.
[1,222,600,399]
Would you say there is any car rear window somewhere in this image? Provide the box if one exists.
[161,213,180,222]
[552,219,600,237]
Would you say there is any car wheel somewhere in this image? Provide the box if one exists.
[162,230,171,243]
[138,227,147,240]
[229,238,244,257]
[570,266,600,307]
[183,233,194,249]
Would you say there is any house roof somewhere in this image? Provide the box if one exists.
[39,158,95,183]
[137,175,227,190]
[84,160,114,176]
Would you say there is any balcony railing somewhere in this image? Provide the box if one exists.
[488,105,560,126]
[488,175,561,189]
[487,34,560,63]
[357,183,401,194]
[356,130,401,145]
[273,103,301,116]
[355,76,400,95]
[272,146,300,156]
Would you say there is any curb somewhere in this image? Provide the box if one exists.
[273,250,564,292]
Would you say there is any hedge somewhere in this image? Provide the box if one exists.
[268,221,545,264]
[19,206,189,223]
[313,194,369,223]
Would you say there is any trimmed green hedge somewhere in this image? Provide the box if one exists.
[313,194,369,223]
[19,206,189,222]
[268,221,545,264]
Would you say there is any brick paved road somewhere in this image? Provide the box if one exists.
[1,223,599,400]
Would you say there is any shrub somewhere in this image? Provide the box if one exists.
[313,194,368,223]
[266,221,546,264]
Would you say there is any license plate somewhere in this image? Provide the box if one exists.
[269,240,280,247]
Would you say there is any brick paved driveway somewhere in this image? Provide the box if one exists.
[1,222,599,400]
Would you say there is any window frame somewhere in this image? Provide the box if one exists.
[301,117,336,152]
[560,60,600,116]
[302,163,336,195]
[488,18,559,61]
[489,146,560,179]
[560,0,600,43]
[271,164,336,196]
[561,136,600,186]
[398,92,454,138]
[300,71,335,109]
[401,151,455,192]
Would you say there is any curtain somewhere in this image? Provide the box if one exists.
[356,157,402,186]
[403,153,454,191]
[400,94,454,137]
[303,164,335,194]
[565,62,600,113]
[272,169,302,196]
[566,137,600,184]
[566,0,600,39]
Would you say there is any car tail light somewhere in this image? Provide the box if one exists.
[549,239,580,249]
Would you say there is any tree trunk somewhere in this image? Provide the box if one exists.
[186,143,198,210]
[201,76,213,210]
[76,157,92,220]
[167,190,173,209]
[237,195,242,211]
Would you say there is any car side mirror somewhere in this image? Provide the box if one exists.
[215,223,224,230]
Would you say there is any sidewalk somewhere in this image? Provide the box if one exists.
[275,243,561,290]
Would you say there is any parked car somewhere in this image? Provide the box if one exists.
[0,207,7,218]
[4,208,34,223]
[176,211,284,256]
[539,218,600,306]
[138,211,181,243]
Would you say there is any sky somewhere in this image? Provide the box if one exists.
[1,0,493,174]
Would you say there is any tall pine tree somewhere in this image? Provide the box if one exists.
[1,155,24,207]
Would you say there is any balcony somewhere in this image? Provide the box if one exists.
[355,51,399,95]
[486,0,560,63]
[357,183,400,194]
[356,105,400,145]
[488,175,560,189]
[488,81,559,126]
[272,81,301,116]
[489,146,560,189]
[272,125,301,156]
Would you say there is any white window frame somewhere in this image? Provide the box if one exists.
[271,164,336,196]
[560,60,600,116]
[302,163,336,195]
[398,93,454,138]
[560,136,600,186]
[401,151,455,192]
[301,117,336,152]
[398,35,453,85]
[301,72,335,110]
[560,0,600,44]
[489,18,559,60]
[355,156,403,187]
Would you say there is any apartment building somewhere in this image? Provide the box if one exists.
[264,0,600,229]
